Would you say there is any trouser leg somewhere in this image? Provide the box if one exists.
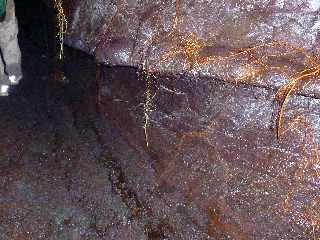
[0,0,22,85]
[0,55,5,83]
[0,58,9,96]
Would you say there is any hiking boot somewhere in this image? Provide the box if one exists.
[0,85,9,96]
[6,63,22,85]
[0,73,10,96]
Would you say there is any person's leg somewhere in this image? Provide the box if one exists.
[0,58,9,96]
[0,0,22,85]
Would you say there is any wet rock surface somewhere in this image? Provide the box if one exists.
[6,42,320,238]
[65,0,320,96]
[97,65,320,239]
[2,0,320,239]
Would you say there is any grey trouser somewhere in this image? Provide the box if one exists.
[0,0,22,88]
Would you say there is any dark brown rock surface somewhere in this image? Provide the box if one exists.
[96,64,320,239]
[61,0,320,238]
[65,0,320,96]
[4,0,319,239]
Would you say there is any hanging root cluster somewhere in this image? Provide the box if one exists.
[276,65,320,138]
[53,0,68,60]
[142,61,153,148]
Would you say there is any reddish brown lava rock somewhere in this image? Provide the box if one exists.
[95,64,320,239]
[61,0,320,238]
[3,0,317,239]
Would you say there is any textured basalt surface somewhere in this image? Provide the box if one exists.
[96,64,320,239]
[64,0,320,96]
[3,44,319,238]
[2,0,320,239]
[61,0,320,238]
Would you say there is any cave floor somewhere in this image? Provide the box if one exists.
[0,2,152,239]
